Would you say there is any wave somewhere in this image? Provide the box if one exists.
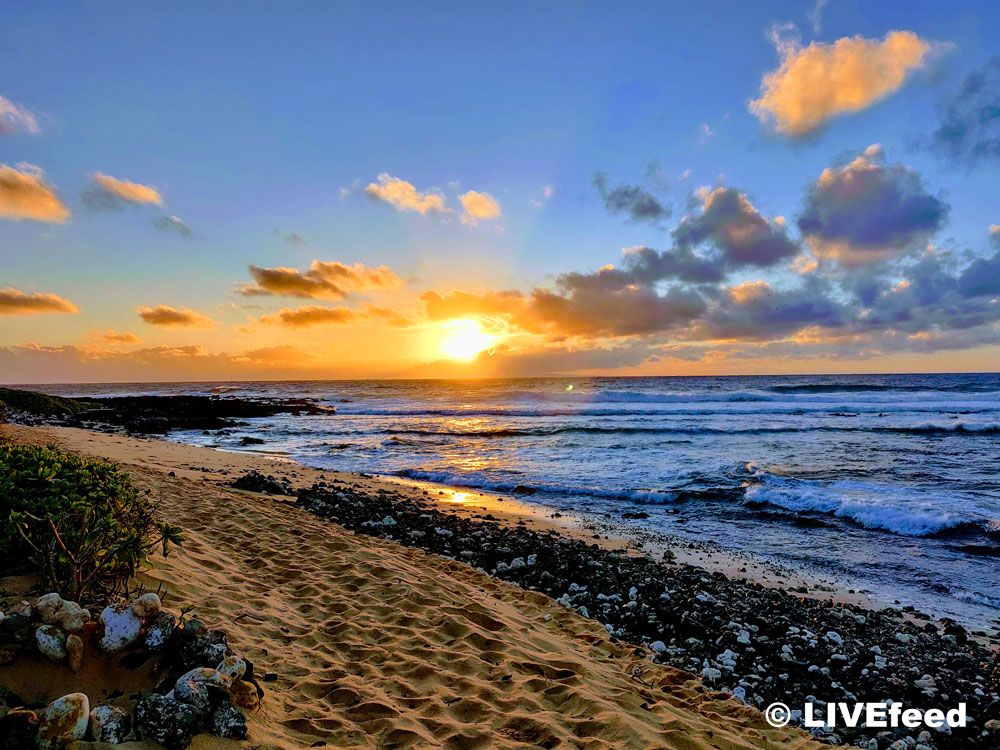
[362,422,1000,439]
[394,468,676,504]
[741,471,979,537]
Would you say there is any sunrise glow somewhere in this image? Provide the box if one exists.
[439,320,495,360]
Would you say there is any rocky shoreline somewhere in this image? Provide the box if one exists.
[222,471,1000,749]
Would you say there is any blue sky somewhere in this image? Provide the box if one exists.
[2,1,999,380]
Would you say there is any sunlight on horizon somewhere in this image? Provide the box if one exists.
[439,320,496,360]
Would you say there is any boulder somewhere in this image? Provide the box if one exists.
[230,679,261,710]
[66,634,84,672]
[134,693,201,750]
[35,625,68,662]
[131,592,162,618]
[97,603,142,653]
[88,704,131,744]
[173,667,232,712]
[208,701,248,740]
[37,693,89,750]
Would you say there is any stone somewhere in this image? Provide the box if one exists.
[132,592,162,618]
[88,704,131,744]
[36,625,68,662]
[173,667,232,712]
[35,593,90,633]
[184,616,208,637]
[144,611,177,651]
[37,693,89,750]
[230,679,260,709]
[174,630,229,673]
[66,634,84,672]
[10,600,33,618]
[208,702,248,740]
[98,603,142,653]
[217,655,247,681]
[134,693,201,750]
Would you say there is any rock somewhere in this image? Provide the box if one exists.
[35,593,90,633]
[98,603,143,653]
[650,640,667,653]
[37,693,89,750]
[216,655,247,681]
[826,631,843,645]
[131,592,162,618]
[35,625,67,662]
[144,612,177,651]
[88,704,130,743]
[66,634,84,672]
[10,600,33,618]
[173,667,232,712]
[184,616,208,637]
[208,702,247,740]
[134,693,201,750]
[229,679,260,710]
[173,630,229,673]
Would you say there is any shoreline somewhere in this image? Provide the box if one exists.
[1,422,827,750]
[4,424,999,748]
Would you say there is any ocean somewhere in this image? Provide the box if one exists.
[40,373,1000,630]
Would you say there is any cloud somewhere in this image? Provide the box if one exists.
[360,303,416,328]
[459,190,501,225]
[364,173,447,214]
[259,305,357,327]
[593,173,670,224]
[957,248,1000,298]
[798,146,948,265]
[237,345,309,364]
[0,95,40,135]
[0,287,78,315]
[284,232,307,247]
[750,31,932,136]
[136,305,214,328]
[808,0,828,35]
[152,215,193,237]
[83,173,162,211]
[929,57,1000,165]
[88,329,143,346]
[670,187,800,272]
[0,163,70,223]
[239,260,403,300]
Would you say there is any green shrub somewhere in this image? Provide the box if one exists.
[0,387,95,420]
[0,441,183,604]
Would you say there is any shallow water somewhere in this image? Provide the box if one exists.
[41,373,1000,630]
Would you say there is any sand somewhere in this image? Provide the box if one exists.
[2,425,827,749]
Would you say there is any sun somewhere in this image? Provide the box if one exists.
[439,320,495,360]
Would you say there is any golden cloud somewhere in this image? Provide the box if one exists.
[364,173,447,214]
[258,305,357,327]
[239,260,403,300]
[0,287,78,315]
[89,329,144,346]
[136,305,214,328]
[459,190,501,225]
[0,163,70,223]
[750,31,931,136]
[92,173,163,205]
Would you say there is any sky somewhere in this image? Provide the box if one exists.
[2,0,999,382]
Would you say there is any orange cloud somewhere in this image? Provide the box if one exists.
[92,173,163,205]
[750,31,932,136]
[459,190,501,225]
[258,305,357,327]
[88,329,144,346]
[136,305,214,328]
[0,163,70,223]
[0,287,78,315]
[239,260,402,300]
[364,173,447,214]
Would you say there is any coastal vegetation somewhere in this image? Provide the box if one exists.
[0,441,183,604]
[0,388,94,421]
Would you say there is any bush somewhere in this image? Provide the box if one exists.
[0,387,95,420]
[0,441,183,604]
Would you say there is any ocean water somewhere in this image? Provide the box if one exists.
[41,374,1000,629]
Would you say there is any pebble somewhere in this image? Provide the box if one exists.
[144,611,177,651]
[35,593,90,632]
[135,693,202,750]
[173,667,232,711]
[97,602,143,653]
[35,625,68,662]
[209,702,248,739]
[131,592,162,618]
[216,655,247,681]
[88,704,131,743]
[66,634,84,672]
[36,693,90,750]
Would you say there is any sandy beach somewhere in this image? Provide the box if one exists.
[1,424,826,750]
